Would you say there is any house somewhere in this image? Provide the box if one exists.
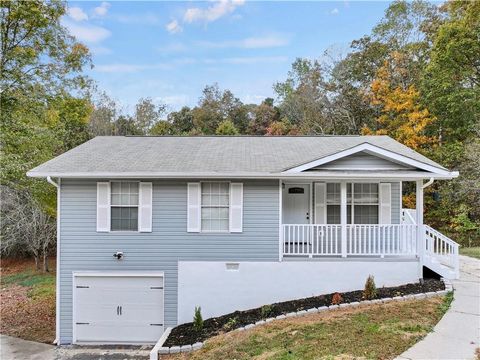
[27,135,460,346]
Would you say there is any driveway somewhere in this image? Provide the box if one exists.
[0,334,150,360]
[1,334,55,360]
[398,255,480,360]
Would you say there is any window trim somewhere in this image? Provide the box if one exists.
[109,180,140,233]
[200,181,231,233]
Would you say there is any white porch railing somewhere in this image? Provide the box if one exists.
[282,224,417,257]
[424,225,460,276]
[401,208,417,225]
[347,224,417,256]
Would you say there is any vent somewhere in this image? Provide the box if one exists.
[226,262,240,271]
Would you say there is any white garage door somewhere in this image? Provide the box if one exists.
[73,272,164,344]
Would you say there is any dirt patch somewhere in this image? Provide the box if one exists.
[164,279,445,347]
[0,258,56,343]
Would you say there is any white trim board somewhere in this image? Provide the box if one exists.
[27,170,458,180]
[283,143,452,176]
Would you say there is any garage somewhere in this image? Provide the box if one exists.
[73,272,164,344]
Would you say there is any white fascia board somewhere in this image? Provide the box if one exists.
[283,143,451,175]
[26,170,459,180]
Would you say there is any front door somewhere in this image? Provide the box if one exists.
[283,184,310,224]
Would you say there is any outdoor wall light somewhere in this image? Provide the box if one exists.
[113,251,124,260]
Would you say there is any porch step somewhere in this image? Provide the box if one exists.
[424,257,457,280]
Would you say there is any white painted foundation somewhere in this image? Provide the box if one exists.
[177,259,419,324]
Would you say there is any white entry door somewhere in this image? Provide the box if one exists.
[283,184,310,224]
[73,273,164,344]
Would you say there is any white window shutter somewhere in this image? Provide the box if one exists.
[139,182,153,232]
[379,183,392,224]
[314,183,327,224]
[187,183,201,232]
[97,182,110,232]
[229,183,243,233]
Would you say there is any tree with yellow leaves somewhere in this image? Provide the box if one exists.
[362,53,437,151]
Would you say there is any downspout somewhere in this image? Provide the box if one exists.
[422,177,434,189]
[47,176,60,345]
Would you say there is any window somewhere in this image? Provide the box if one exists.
[353,183,378,224]
[111,182,139,231]
[201,182,229,232]
[326,183,379,224]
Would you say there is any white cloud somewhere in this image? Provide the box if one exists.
[166,19,183,34]
[93,2,110,17]
[330,8,339,15]
[67,6,88,22]
[166,0,244,34]
[64,20,111,43]
[196,34,290,49]
[184,0,245,24]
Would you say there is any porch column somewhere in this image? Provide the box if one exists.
[340,182,347,257]
[416,180,424,262]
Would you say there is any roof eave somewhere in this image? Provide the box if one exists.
[26,170,459,180]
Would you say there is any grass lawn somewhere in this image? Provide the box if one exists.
[0,258,56,343]
[460,246,480,260]
[166,295,453,360]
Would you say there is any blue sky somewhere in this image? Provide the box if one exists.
[64,1,393,112]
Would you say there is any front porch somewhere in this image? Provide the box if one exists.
[279,180,460,279]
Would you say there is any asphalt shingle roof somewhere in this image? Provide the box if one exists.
[27,135,447,176]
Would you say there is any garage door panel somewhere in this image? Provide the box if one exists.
[74,274,164,344]
[75,323,164,344]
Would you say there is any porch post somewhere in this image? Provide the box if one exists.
[340,182,347,257]
[416,180,424,264]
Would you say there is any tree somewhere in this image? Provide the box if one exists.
[248,98,279,135]
[0,0,92,217]
[1,186,56,271]
[362,54,437,151]
[0,0,91,95]
[88,91,117,136]
[113,115,142,136]
[274,58,330,134]
[192,84,249,134]
[422,1,479,143]
[134,97,167,135]
[168,106,194,134]
[215,119,239,135]
[150,120,174,135]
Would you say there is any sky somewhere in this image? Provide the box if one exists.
[64,1,393,113]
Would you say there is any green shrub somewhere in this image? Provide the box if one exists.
[223,317,238,331]
[260,304,274,318]
[363,275,377,300]
[193,306,203,332]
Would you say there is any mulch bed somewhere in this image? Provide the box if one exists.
[164,279,445,347]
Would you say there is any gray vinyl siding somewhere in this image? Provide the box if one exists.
[59,179,279,344]
[309,152,412,170]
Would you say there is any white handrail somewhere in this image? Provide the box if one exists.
[424,225,460,275]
